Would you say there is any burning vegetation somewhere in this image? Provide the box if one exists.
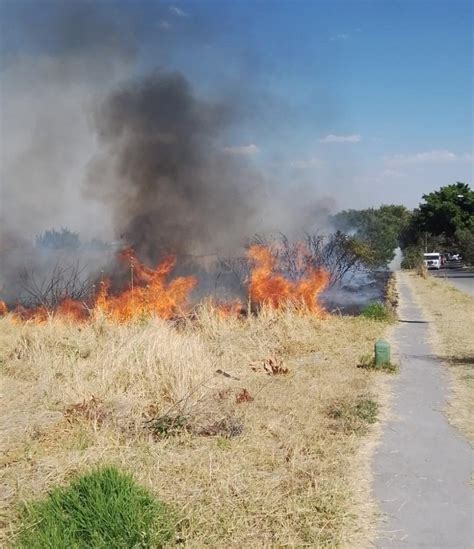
[247,245,329,315]
[1,243,330,322]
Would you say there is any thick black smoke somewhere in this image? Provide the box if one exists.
[87,71,263,262]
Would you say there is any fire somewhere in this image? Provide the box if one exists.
[9,248,197,323]
[215,299,246,318]
[93,248,197,322]
[5,243,329,323]
[56,298,89,321]
[247,245,328,315]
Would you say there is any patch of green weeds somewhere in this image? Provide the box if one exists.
[360,302,394,322]
[15,466,175,548]
[215,436,232,450]
[148,414,189,438]
[327,396,379,434]
[358,353,399,374]
[353,398,378,424]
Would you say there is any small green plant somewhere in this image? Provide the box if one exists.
[360,302,393,321]
[15,466,175,548]
[358,353,398,374]
[327,396,379,434]
[148,414,189,437]
[353,398,379,424]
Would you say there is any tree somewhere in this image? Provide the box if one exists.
[253,232,373,286]
[401,183,474,263]
[416,182,474,238]
[35,228,80,250]
[332,205,411,266]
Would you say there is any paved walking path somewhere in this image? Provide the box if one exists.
[373,273,473,548]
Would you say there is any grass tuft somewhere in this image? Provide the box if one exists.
[360,302,394,322]
[358,353,399,374]
[15,466,175,548]
[327,396,379,434]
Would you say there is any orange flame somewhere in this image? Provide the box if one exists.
[6,243,329,323]
[215,299,246,318]
[247,245,328,315]
[0,300,7,317]
[92,248,197,322]
[9,248,196,323]
[12,304,49,322]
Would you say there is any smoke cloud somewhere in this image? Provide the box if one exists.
[0,1,134,244]
[86,70,265,261]
[0,0,332,304]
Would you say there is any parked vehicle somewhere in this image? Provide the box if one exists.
[423,252,441,269]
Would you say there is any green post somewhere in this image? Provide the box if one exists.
[375,340,390,366]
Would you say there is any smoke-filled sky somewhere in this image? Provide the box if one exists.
[0,0,472,252]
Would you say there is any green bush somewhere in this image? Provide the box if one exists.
[360,302,392,321]
[15,466,175,548]
[401,246,423,269]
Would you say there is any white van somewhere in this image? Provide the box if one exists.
[423,252,441,270]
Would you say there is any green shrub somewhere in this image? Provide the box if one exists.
[15,466,175,548]
[360,302,393,321]
[401,246,423,269]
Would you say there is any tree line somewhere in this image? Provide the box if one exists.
[34,181,473,273]
[332,182,473,268]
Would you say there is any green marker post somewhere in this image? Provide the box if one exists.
[375,340,390,366]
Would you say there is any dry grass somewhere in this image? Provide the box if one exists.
[0,305,389,547]
[405,273,474,443]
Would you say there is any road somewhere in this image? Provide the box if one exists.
[373,272,473,548]
[430,265,474,296]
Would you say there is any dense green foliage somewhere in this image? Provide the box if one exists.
[15,466,175,548]
[416,182,473,238]
[401,183,474,264]
[332,205,411,266]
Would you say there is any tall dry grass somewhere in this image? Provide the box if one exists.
[1,305,389,546]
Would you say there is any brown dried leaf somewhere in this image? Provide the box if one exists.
[235,388,254,404]
[64,396,106,424]
[251,356,289,375]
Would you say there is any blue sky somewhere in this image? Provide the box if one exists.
[1,0,473,214]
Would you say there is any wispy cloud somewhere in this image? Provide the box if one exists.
[319,134,362,143]
[384,150,457,166]
[169,5,188,17]
[290,156,322,169]
[380,169,407,178]
[223,144,259,156]
[330,33,349,41]
[158,20,171,30]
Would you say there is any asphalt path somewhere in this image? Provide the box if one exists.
[429,265,474,296]
[373,273,473,548]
